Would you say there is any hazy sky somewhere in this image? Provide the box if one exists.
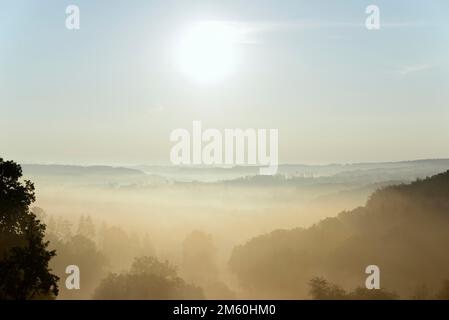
[1,0,448,165]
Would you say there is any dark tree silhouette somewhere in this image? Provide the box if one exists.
[93,256,204,300]
[309,277,346,300]
[309,277,398,300]
[0,158,59,299]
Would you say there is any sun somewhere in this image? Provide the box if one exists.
[174,21,242,84]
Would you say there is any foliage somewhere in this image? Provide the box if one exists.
[0,158,58,299]
[309,277,398,300]
[93,256,204,300]
[230,171,449,299]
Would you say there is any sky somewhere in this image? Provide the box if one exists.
[1,0,448,165]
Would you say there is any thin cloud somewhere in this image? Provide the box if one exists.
[190,19,433,47]
[232,19,428,33]
[398,63,433,76]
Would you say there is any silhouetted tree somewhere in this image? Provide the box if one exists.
[93,256,204,300]
[309,277,397,300]
[48,233,107,299]
[31,207,46,221]
[346,287,398,300]
[130,256,176,278]
[0,158,59,299]
[309,277,346,300]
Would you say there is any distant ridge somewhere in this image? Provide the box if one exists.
[22,164,144,176]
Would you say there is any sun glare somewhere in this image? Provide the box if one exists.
[174,21,242,84]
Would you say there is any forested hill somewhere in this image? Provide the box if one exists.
[229,171,449,299]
